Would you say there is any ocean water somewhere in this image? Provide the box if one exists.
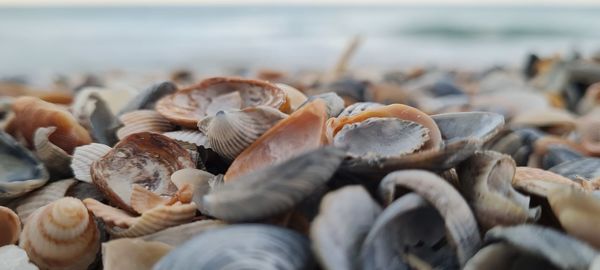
[1,5,600,77]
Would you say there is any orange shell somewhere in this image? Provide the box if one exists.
[8,96,91,154]
[224,99,329,181]
[155,77,289,128]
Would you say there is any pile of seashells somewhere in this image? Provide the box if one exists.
[1,53,600,270]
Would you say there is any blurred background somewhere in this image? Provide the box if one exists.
[1,0,600,78]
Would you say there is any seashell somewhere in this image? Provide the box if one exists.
[7,96,91,154]
[117,81,177,116]
[577,108,600,155]
[0,131,49,199]
[466,225,598,270]
[276,83,307,111]
[470,90,550,120]
[298,92,345,118]
[375,170,481,267]
[116,110,175,140]
[511,108,577,136]
[102,238,173,270]
[83,198,197,238]
[198,106,287,160]
[70,143,111,183]
[70,88,123,145]
[311,186,381,270]
[130,184,171,213]
[224,99,329,181]
[203,147,344,222]
[155,77,288,128]
[412,94,470,114]
[337,102,384,117]
[91,132,195,213]
[0,245,39,270]
[33,126,72,177]
[538,144,585,170]
[549,157,600,181]
[323,78,368,105]
[513,167,586,197]
[139,220,226,246]
[547,188,600,249]
[154,225,316,270]
[11,178,77,223]
[20,197,100,270]
[0,206,20,246]
[456,151,540,230]
[162,129,209,147]
[170,168,216,209]
[64,181,107,202]
[364,82,411,105]
[576,82,600,115]
[72,87,136,120]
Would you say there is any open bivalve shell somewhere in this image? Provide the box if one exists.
[0,206,21,246]
[155,77,289,128]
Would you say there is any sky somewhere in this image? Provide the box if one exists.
[0,0,599,6]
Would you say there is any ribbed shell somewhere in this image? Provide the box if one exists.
[20,197,100,270]
[116,110,174,140]
[198,106,287,160]
[12,178,77,223]
[33,126,72,176]
[0,206,21,246]
[70,143,111,183]
[162,130,209,147]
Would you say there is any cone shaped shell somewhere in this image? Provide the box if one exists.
[0,206,21,246]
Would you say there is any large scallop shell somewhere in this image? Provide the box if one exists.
[224,99,329,181]
[20,197,100,270]
[116,110,175,140]
[7,96,91,154]
[10,178,77,223]
[547,188,600,249]
[33,126,72,177]
[155,77,289,128]
[91,132,195,213]
[70,143,111,183]
[198,106,287,160]
[0,206,20,246]
[0,245,39,270]
[102,238,173,270]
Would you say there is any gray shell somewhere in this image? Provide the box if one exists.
[0,132,49,199]
[299,92,344,118]
[549,158,600,180]
[338,102,384,117]
[118,81,177,116]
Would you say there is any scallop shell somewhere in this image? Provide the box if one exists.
[276,83,307,111]
[0,245,39,270]
[198,106,287,160]
[138,220,226,246]
[117,81,177,116]
[298,92,345,118]
[162,130,209,147]
[154,225,315,270]
[20,197,100,270]
[0,131,49,199]
[456,151,540,230]
[337,102,384,117]
[70,143,111,183]
[0,206,21,246]
[116,110,175,140]
[203,147,345,222]
[155,77,289,128]
[83,198,197,238]
[7,96,92,154]
[91,132,195,213]
[33,126,72,177]
[11,178,77,223]
[547,188,600,249]
[224,99,329,181]
[102,238,173,270]
[311,186,382,270]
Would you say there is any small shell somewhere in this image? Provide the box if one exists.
[276,83,307,111]
[0,245,39,270]
[198,106,287,160]
[116,110,175,140]
[20,197,100,270]
[117,81,177,116]
[70,143,111,183]
[549,158,600,181]
[299,92,345,118]
[139,220,226,246]
[337,102,384,117]
[129,184,171,213]
[311,186,382,270]
[33,126,72,177]
[511,108,577,136]
[102,238,173,270]
[224,99,329,181]
[547,188,600,249]
[91,132,195,213]
[0,206,20,246]
[162,130,209,147]
[513,167,585,197]
[11,178,77,223]
[154,225,315,270]
[70,89,121,145]
[170,168,216,209]
[155,77,288,128]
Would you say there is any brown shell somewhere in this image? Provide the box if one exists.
[0,206,21,246]
[224,99,329,181]
[548,188,600,249]
[91,132,195,213]
[155,77,289,128]
[7,96,91,154]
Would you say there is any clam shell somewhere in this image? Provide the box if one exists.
[549,158,600,181]
[299,92,345,118]
[20,197,100,270]
[155,77,288,128]
[139,220,226,246]
[377,170,481,265]
[198,106,287,160]
[547,188,600,249]
[276,83,307,111]
[11,178,77,223]
[203,147,345,222]
[0,206,20,246]
[154,225,315,270]
[0,245,39,270]
[337,102,384,117]
[513,167,585,197]
[33,126,72,177]
[8,96,92,154]
[511,108,577,135]
[70,143,111,183]
[116,110,175,140]
[224,99,329,181]
[102,238,173,270]
[162,130,209,147]
[457,151,540,230]
[0,131,49,199]
[117,81,177,116]
[91,132,195,213]
[311,186,382,270]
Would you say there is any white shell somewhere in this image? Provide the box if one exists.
[70,143,111,183]
[163,130,209,147]
[0,245,39,270]
[116,110,175,140]
[33,126,72,175]
[102,238,173,270]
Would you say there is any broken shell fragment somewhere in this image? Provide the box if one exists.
[116,110,175,140]
[547,188,600,249]
[70,143,111,183]
[118,81,177,116]
[102,238,173,270]
[33,126,72,177]
[0,206,20,246]
[91,132,195,213]
[0,245,39,270]
[276,83,307,111]
[299,92,345,118]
